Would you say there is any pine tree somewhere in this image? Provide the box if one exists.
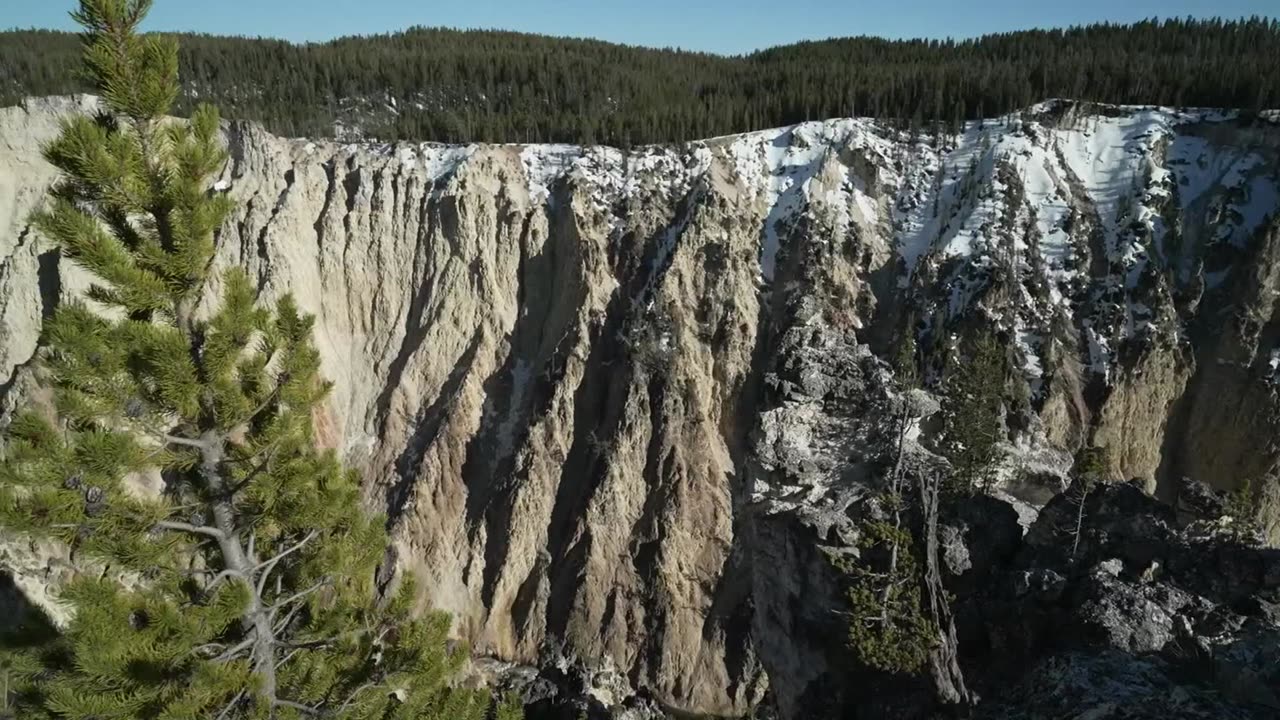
[836,521,936,675]
[1064,445,1107,560]
[832,338,937,677]
[939,330,1007,493]
[0,3,515,718]
[1222,475,1277,544]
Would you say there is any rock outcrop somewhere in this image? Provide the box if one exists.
[2,96,1280,718]
[969,481,1280,719]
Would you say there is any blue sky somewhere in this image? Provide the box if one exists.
[7,0,1277,54]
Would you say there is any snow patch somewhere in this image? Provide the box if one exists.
[728,120,888,281]
[520,144,581,205]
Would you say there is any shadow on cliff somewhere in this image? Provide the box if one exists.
[458,184,612,614]
[370,187,483,524]
[0,244,61,414]
[0,571,60,667]
[380,329,483,524]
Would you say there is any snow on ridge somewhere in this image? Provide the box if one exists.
[311,104,1276,368]
[520,144,582,205]
[879,103,1280,385]
[494,103,1274,307]
[1054,109,1171,266]
[625,144,713,201]
[729,123,829,281]
[573,145,629,215]
[340,140,479,188]
[324,100,1256,162]
[411,144,475,183]
[257,101,1277,394]
[726,119,894,281]
[516,141,719,211]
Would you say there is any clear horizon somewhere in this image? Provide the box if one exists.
[5,0,1278,55]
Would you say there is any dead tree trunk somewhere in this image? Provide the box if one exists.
[918,467,974,708]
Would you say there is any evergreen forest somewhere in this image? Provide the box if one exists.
[2,17,1278,145]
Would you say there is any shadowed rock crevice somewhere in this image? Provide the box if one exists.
[540,314,638,641]
[36,246,59,320]
[383,330,483,524]
[370,195,461,445]
[470,199,598,610]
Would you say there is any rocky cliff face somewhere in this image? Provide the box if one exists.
[2,96,1279,718]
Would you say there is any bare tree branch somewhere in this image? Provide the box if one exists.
[186,642,231,659]
[229,433,286,466]
[156,520,225,540]
[223,445,279,498]
[273,599,307,636]
[195,435,284,705]
[123,417,210,452]
[162,433,208,449]
[268,578,330,617]
[214,637,255,663]
[213,691,245,720]
[273,698,321,716]
[278,624,377,652]
[255,530,319,596]
[337,682,378,712]
[275,647,303,670]
[205,568,245,594]
[237,378,282,428]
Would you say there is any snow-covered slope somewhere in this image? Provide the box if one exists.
[403,102,1276,370]
[492,101,1280,494]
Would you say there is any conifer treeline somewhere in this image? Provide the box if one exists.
[2,17,1277,145]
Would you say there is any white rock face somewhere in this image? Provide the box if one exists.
[1,96,1278,716]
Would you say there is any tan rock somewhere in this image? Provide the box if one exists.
[2,97,1279,716]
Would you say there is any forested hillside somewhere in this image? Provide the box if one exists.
[2,17,1278,145]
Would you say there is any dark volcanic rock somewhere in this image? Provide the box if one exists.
[976,651,1260,720]
[956,483,1280,720]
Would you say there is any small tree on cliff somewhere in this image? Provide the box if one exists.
[1065,445,1107,560]
[833,334,937,676]
[836,521,937,675]
[1222,475,1279,544]
[939,330,1007,493]
[0,3,514,718]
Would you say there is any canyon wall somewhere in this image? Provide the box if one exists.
[2,96,1279,716]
